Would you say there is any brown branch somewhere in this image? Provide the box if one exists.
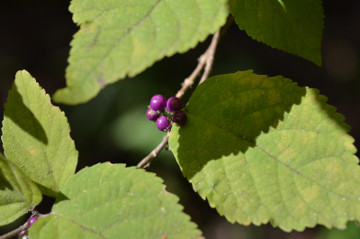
[136,133,169,168]
[0,212,45,239]
[0,221,28,239]
[175,55,206,99]
[137,30,220,169]
[198,31,219,85]
[176,31,220,99]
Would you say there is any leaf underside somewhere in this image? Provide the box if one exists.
[1,70,78,196]
[230,0,324,66]
[0,153,42,226]
[29,163,201,239]
[53,0,229,104]
[169,71,360,231]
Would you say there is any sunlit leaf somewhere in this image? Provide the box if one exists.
[169,71,360,231]
[53,0,229,104]
[2,70,78,196]
[29,163,201,238]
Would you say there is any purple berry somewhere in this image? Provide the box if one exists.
[146,108,160,121]
[28,216,38,227]
[150,94,166,111]
[166,97,182,112]
[156,116,171,131]
[172,111,187,126]
[18,230,27,238]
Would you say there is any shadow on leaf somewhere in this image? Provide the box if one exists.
[173,71,306,179]
[0,156,14,191]
[0,173,13,191]
[4,84,48,145]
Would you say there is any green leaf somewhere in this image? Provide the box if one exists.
[0,153,42,226]
[169,71,360,231]
[229,0,324,66]
[2,70,78,197]
[53,0,229,104]
[29,163,201,239]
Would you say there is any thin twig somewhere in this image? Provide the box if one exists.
[0,221,27,239]
[137,30,220,169]
[175,55,206,99]
[137,133,169,168]
[198,31,219,85]
[0,212,44,239]
[176,31,220,99]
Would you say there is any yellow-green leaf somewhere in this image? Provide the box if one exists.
[53,0,229,104]
[169,71,360,231]
[29,163,201,238]
[0,153,42,226]
[2,70,78,196]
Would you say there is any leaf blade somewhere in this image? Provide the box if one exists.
[29,163,201,238]
[2,70,78,196]
[0,153,42,226]
[230,0,324,65]
[53,0,229,104]
[169,71,360,231]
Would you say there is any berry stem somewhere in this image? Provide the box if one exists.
[0,221,28,239]
[176,30,220,99]
[138,30,220,169]
[136,133,170,168]
[0,212,46,239]
[198,31,219,85]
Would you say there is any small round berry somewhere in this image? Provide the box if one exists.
[28,216,38,227]
[150,94,166,111]
[156,116,171,131]
[166,97,182,112]
[18,230,27,238]
[172,111,187,126]
[146,108,160,121]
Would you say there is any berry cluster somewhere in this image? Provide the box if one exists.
[146,94,186,131]
[18,216,38,238]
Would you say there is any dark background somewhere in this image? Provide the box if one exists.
[1,1,359,238]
